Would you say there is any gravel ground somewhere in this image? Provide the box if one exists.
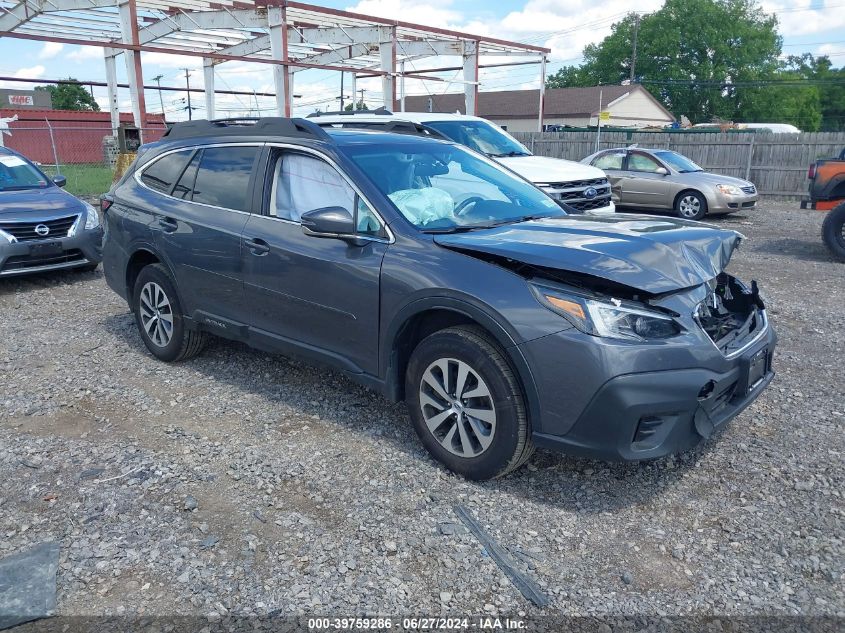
[0,200,842,624]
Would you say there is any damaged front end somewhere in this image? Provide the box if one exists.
[694,273,768,357]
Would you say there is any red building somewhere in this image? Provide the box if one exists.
[0,109,167,164]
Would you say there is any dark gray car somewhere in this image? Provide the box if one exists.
[0,147,103,276]
[101,118,776,480]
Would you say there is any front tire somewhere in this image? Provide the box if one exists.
[405,326,534,480]
[132,264,207,362]
[822,202,845,262]
[675,191,707,220]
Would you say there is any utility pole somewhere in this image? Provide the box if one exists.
[339,73,345,111]
[182,68,193,120]
[630,13,640,83]
[152,75,165,116]
[595,89,603,153]
[358,88,366,110]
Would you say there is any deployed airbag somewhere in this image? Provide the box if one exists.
[388,188,454,226]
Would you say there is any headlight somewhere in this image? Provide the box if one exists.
[716,184,742,196]
[83,201,101,229]
[530,283,682,342]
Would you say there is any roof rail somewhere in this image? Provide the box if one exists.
[380,121,449,140]
[307,107,394,118]
[314,118,450,141]
[162,117,332,142]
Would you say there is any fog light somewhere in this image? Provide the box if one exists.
[698,381,716,399]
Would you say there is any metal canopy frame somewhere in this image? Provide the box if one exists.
[0,0,551,138]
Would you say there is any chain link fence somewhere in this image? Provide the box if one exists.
[0,124,167,197]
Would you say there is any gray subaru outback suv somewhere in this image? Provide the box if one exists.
[101,118,776,480]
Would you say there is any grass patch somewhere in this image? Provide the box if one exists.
[41,163,114,198]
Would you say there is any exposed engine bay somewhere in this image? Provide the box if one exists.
[695,273,766,354]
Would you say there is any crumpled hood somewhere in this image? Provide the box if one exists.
[0,187,84,220]
[496,155,607,184]
[434,214,743,294]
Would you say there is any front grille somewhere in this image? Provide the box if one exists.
[542,178,612,211]
[0,215,78,242]
[2,249,85,271]
[545,177,608,189]
[741,185,756,195]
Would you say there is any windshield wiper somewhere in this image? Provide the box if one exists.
[420,225,481,234]
[488,151,530,158]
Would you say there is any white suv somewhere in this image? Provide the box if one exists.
[309,110,615,214]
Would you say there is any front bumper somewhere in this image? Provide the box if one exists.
[708,191,759,214]
[0,228,104,277]
[521,319,777,461]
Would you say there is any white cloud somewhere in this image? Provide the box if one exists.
[0,65,46,89]
[66,46,103,61]
[38,42,64,59]
[761,0,845,37]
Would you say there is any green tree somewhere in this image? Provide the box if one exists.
[344,99,368,111]
[35,79,100,112]
[782,54,845,131]
[545,0,825,129]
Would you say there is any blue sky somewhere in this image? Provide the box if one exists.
[0,0,843,120]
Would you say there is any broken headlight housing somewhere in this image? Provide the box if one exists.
[530,283,682,342]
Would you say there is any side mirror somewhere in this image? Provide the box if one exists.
[53,174,67,188]
[301,206,363,245]
[655,167,669,176]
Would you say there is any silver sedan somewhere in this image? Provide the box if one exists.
[581,148,758,220]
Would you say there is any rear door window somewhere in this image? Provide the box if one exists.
[192,146,259,211]
[140,150,193,194]
[171,151,200,200]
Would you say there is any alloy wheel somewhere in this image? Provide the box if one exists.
[679,195,702,218]
[418,358,497,458]
[139,281,174,348]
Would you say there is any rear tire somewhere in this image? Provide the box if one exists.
[405,325,534,480]
[131,264,207,362]
[822,202,845,262]
[675,191,707,220]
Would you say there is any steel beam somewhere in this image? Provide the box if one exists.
[268,5,289,117]
[203,58,215,119]
[295,43,373,68]
[463,40,479,116]
[290,26,381,45]
[103,46,120,134]
[138,9,268,45]
[212,34,270,62]
[118,0,146,136]
[538,55,546,132]
[0,0,40,32]
[398,40,462,57]
[379,26,395,110]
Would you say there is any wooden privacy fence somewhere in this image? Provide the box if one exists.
[511,131,845,197]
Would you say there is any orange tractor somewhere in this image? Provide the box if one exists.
[802,148,845,261]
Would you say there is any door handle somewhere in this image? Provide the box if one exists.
[244,237,270,256]
[157,217,178,233]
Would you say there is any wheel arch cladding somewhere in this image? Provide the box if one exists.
[383,302,542,434]
[125,248,162,299]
